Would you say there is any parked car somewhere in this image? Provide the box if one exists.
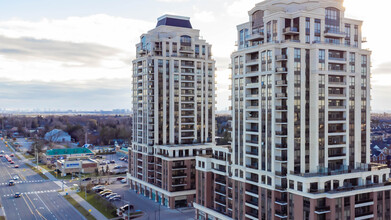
[82,177,91,182]
[114,165,122,170]
[13,176,19,180]
[14,165,19,168]
[106,193,118,199]
[95,188,105,193]
[116,177,125,181]
[0,155,3,157]
[92,185,104,190]
[101,192,112,197]
[1,150,4,154]
[119,157,124,161]
[99,190,112,195]
[10,154,14,157]
[109,195,121,201]
[110,160,115,164]
[10,161,14,164]
[120,179,127,184]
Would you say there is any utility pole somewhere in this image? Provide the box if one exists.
[35,145,38,169]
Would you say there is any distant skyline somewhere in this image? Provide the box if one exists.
[0,0,391,112]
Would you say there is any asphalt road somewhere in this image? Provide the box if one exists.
[0,140,85,220]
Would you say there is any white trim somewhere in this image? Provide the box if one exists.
[193,203,232,220]
[128,174,195,197]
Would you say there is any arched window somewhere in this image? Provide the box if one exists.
[325,7,340,33]
[180,35,191,46]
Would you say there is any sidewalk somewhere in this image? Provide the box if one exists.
[66,191,109,220]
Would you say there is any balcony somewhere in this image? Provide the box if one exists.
[246,176,258,183]
[315,206,331,214]
[246,164,258,170]
[329,57,347,63]
[246,94,259,99]
[329,105,345,110]
[179,46,193,53]
[354,212,373,220]
[246,117,259,121]
[276,143,288,149]
[275,55,287,61]
[247,82,259,88]
[276,130,287,136]
[324,29,346,38]
[246,199,258,206]
[276,80,287,86]
[247,32,265,41]
[276,67,287,73]
[275,156,288,162]
[246,150,259,156]
[215,178,226,185]
[276,106,287,111]
[276,93,287,99]
[246,139,258,145]
[246,187,258,195]
[172,164,187,170]
[283,27,299,35]
[276,118,288,123]
[275,210,288,218]
[246,128,259,133]
[275,171,287,177]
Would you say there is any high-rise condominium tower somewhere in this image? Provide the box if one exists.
[128,15,215,209]
[195,0,391,219]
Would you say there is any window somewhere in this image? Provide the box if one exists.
[319,50,325,61]
[325,7,340,34]
[305,18,310,43]
[180,35,191,46]
[315,19,321,35]
[294,48,301,60]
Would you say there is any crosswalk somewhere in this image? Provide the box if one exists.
[0,179,50,185]
[3,189,58,197]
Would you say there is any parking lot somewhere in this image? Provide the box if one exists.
[103,183,195,220]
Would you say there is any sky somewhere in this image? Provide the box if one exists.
[0,0,390,112]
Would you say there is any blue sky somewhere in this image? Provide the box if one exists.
[0,0,390,112]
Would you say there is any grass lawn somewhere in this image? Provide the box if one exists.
[23,154,35,159]
[24,163,49,180]
[64,195,96,220]
[77,189,117,219]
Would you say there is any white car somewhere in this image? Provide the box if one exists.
[120,179,127,184]
[106,193,118,199]
[13,176,19,180]
[92,185,104,190]
[109,195,121,201]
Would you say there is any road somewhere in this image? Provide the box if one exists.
[0,139,85,220]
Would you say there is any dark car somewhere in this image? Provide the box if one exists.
[110,160,115,164]
[117,177,125,181]
[82,177,91,181]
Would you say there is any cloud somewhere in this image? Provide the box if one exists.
[0,35,121,67]
[0,78,131,110]
[193,9,216,23]
[225,0,258,18]
[156,0,189,2]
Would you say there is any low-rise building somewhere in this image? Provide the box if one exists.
[56,158,98,176]
[43,148,94,164]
